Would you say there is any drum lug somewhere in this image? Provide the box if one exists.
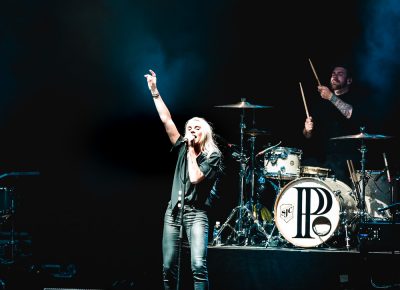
[333,190,341,197]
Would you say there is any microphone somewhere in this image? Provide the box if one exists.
[183,135,196,143]
[383,152,391,183]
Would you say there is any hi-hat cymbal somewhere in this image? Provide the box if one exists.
[244,128,271,136]
[330,132,393,140]
[214,100,272,109]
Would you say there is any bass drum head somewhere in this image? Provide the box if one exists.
[274,177,344,248]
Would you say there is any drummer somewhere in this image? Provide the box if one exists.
[300,63,371,186]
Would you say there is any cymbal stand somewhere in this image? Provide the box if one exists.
[247,134,270,245]
[1,188,17,265]
[218,101,250,244]
[249,135,256,217]
[220,99,265,245]
[357,128,368,223]
[265,178,287,248]
[236,105,247,239]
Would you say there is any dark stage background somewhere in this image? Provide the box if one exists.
[1,0,400,288]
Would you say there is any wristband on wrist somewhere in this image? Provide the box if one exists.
[152,92,160,97]
[330,93,337,103]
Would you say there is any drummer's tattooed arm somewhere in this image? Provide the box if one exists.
[330,94,353,119]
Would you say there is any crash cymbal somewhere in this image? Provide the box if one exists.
[244,128,271,136]
[214,99,272,109]
[330,132,393,140]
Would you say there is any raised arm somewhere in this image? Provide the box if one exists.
[144,69,180,145]
[328,93,353,119]
[318,85,353,119]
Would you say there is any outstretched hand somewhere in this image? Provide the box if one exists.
[144,69,158,95]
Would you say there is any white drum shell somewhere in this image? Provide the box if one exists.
[264,147,302,180]
[274,177,357,248]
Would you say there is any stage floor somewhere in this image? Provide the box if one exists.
[0,227,400,290]
[200,245,400,290]
[0,241,399,290]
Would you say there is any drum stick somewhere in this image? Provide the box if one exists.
[352,162,361,196]
[346,160,357,192]
[299,82,310,118]
[348,160,357,182]
[308,58,321,86]
[346,160,353,180]
[347,160,360,196]
[349,160,357,181]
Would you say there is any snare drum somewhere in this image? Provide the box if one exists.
[300,166,332,178]
[274,177,357,248]
[264,147,302,180]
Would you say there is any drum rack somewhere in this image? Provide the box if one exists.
[0,171,39,264]
[0,187,18,265]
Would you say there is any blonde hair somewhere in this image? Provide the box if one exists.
[185,117,221,159]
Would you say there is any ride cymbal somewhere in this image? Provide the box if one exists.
[214,99,272,109]
[244,129,271,136]
[330,132,393,140]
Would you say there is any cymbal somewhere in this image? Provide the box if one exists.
[244,129,271,136]
[330,132,393,140]
[214,100,272,109]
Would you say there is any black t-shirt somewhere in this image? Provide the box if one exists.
[300,88,370,185]
[170,137,222,211]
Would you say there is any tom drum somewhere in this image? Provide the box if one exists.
[264,147,302,181]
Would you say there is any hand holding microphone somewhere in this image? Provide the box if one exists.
[183,134,196,146]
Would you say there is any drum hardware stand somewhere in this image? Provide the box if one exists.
[264,202,286,248]
[340,131,370,249]
[236,105,248,240]
[215,204,269,246]
[264,178,287,248]
[265,222,277,247]
[216,102,249,244]
[355,129,370,224]
[244,118,274,245]
[0,188,17,265]
[214,99,273,245]
[264,220,288,248]
[212,206,240,245]
[331,127,393,225]
[0,171,39,265]
[344,224,351,251]
[248,134,257,220]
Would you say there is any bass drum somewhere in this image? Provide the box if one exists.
[274,177,358,248]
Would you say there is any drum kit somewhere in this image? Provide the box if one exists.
[213,99,396,250]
